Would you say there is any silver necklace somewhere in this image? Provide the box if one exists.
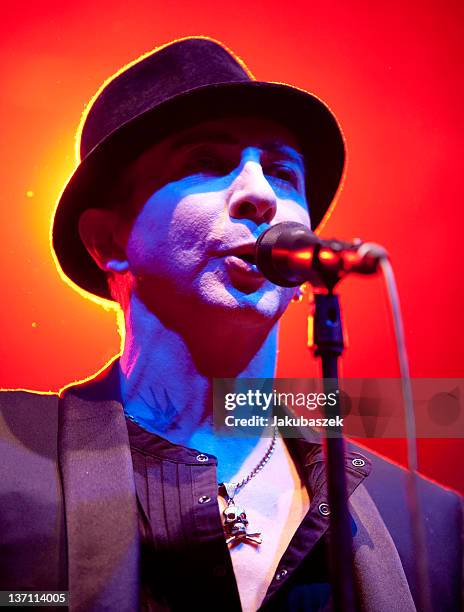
[218,426,278,547]
[125,409,278,546]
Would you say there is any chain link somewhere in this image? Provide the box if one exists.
[235,426,278,491]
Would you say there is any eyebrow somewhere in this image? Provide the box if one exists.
[264,143,305,172]
[169,129,306,171]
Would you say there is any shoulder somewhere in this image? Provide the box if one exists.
[0,390,67,590]
[0,389,59,433]
[352,441,462,518]
[351,442,463,610]
[0,388,59,409]
[0,389,60,451]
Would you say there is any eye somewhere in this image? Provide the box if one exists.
[184,147,230,176]
[266,164,301,188]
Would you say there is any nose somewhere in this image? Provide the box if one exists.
[228,160,277,225]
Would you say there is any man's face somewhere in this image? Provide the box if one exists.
[117,115,310,327]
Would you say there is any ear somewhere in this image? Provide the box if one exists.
[78,208,130,274]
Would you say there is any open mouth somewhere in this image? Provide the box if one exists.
[236,252,257,266]
[224,246,264,287]
[223,244,264,282]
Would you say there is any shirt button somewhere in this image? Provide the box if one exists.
[275,569,288,581]
[352,458,366,467]
[196,453,209,463]
[198,495,211,504]
[318,502,331,516]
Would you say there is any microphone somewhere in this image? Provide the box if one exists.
[255,222,388,288]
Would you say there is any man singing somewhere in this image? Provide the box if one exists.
[0,37,461,611]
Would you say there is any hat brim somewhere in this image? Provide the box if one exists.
[52,81,345,300]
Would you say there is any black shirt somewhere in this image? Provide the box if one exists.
[126,417,370,611]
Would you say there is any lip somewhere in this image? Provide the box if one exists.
[213,241,267,290]
[224,254,264,278]
[220,242,257,260]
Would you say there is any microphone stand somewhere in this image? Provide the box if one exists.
[313,290,357,612]
[254,221,383,610]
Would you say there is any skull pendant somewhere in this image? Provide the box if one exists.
[223,503,262,546]
[223,504,247,526]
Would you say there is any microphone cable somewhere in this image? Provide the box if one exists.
[370,249,432,612]
[256,223,434,610]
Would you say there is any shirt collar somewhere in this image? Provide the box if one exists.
[69,358,372,496]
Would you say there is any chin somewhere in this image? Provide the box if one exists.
[198,281,291,327]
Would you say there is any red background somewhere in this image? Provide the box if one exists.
[1,1,462,491]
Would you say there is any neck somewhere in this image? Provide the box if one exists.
[118,294,280,480]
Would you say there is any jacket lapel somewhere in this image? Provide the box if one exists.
[58,363,139,611]
[350,483,416,612]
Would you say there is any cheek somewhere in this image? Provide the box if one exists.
[274,199,311,228]
[168,197,222,252]
[124,187,225,276]
[124,189,176,274]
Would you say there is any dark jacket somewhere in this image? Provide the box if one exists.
[0,369,462,611]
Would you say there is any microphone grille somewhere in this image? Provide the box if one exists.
[255,222,316,287]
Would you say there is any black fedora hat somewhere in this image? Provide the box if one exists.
[52,36,345,300]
